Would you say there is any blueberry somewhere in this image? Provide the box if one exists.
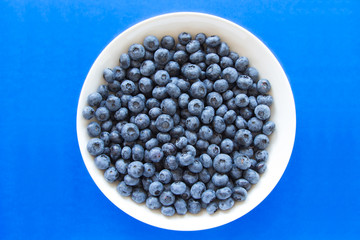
[119,53,131,69]
[235,178,251,191]
[213,154,232,173]
[138,77,153,94]
[178,93,190,109]
[198,168,211,183]
[174,199,188,215]
[243,169,260,184]
[222,90,234,101]
[256,161,267,174]
[225,125,236,138]
[108,80,121,92]
[190,182,206,200]
[169,125,184,138]
[213,116,226,133]
[154,70,170,86]
[186,40,201,53]
[235,129,253,147]
[199,153,212,168]
[235,56,249,72]
[142,163,155,178]
[154,48,170,65]
[221,68,238,84]
[130,60,141,68]
[165,61,180,77]
[101,121,113,132]
[197,126,213,141]
[263,121,275,135]
[103,68,114,83]
[139,60,156,76]
[139,129,152,143]
[105,95,121,112]
[189,81,207,99]
[82,106,95,120]
[160,35,175,50]
[177,153,195,167]
[113,66,126,81]
[185,116,200,131]
[189,50,205,63]
[124,174,140,186]
[145,138,158,151]
[120,123,139,142]
[117,181,133,197]
[205,53,220,65]
[185,130,198,145]
[104,167,119,183]
[219,197,234,211]
[206,63,221,80]
[245,67,259,82]
[188,199,201,214]
[146,196,161,210]
[235,93,249,108]
[146,98,160,109]
[207,144,221,158]
[220,57,234,68]
[254,104,271,120]
[254,134,270,149]
[132,144,144,161]
[248,83,259,96]
[188,159,203,173]
[200,189,215,205]
[213,79,229,93]
[257,95,273,106]
[226,98,237,110]
[240,107,253,120]
[148,107,162,119]
[87,138,104,156]
[110,143,121,159]
[148,147,164,162]
[257,79,271,94]
[160,98,176,115]
[100,131,110,146]
[182,169,198,185]
[194,33,206,44]
[212,172,229,187]
[175,136,188,149]
[87,92,102,107]
[171,168,183,182]
[216,104,228,117]
[206,46,217,53]
[188,99,204,116]
[159,169,172,184]
[164,155,178,170]
[248,96,258,110]
[229,165,242,179]
[205,35,221,47]
[143,35,159,51]
[231,186,247,201]
[173,50,188,65]
[155,114,174,132]
[248,117,263,132]
[97,84,109,99]
[255,150,269,162]
[131,188,147,203]
[161,206,175,216]
[217,42,230,56]
[159,191,175,206]
[228,51,239,62]
[182,64,201,80]
[216,187,232,200]
[206,92,223,109]
[94,154,110,170]
[113,108,127,121]
[115,159,129,174]
[178,32,192,45]
[220,138,234,154]
[176,43,186,51]
[133,114,150,130]
[223,110,236,124]
[206,202,218,214]
[149,181,164,196]
[142,178,153,191]
[128,96,145,114]
[170,181,187,195]
[87,121,101,137]
[157,132,171,143]
[234,154,251,170]
[128,43,145,60]
[200,107,215,124]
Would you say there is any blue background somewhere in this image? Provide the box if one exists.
[1,0,359,239]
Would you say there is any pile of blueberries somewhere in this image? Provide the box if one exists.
[82,32,275,216]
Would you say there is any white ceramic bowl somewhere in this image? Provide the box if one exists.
[76,12,296,231]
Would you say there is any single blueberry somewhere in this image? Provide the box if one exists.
[104,167,119,183]
[103,68,114,83]
[243,169,260,184]
[94,154,110,170]
[257,95,273,106]
[159,191,176,206]
[188,99,204,116]
[206,202,218,215]
[219,197,234,211]
[160,98,177,115]
[87,138,104,156]
[254,104,271,120]
[205,35,221,47]
[206,63,221,80]
[140,60,156,77]
[245,67,259,82]
[146,196,161,210]
[217,42,230,56]
[199,153,212,168]
[155,114,174,132]
[235,56,249,72]
[235,178,251,191]
[248,117,263,132]
[154,48,171,65]
[87,122,101,137]
[117,181,133,197]
[174,199,188,215]
[160,35,175,50]
[87,92,102,107]
[148,147,164,163]
[212,173,229,187]
[131,188,147,204]
[143,35,159,51]
[128,43,145,60]
[119,53,131,69]
[188,159,203,173]
[254,134,270,150]
[206,92,223,108]
[161,206,175,217]
[213,154,232,173]
[257,79,271,94]
[220,57,234,68]
[124,174,140,186]
[263,121,275,135]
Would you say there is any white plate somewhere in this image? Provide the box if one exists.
[76,12,296,231]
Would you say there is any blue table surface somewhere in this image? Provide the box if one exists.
[1,0,359,239]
